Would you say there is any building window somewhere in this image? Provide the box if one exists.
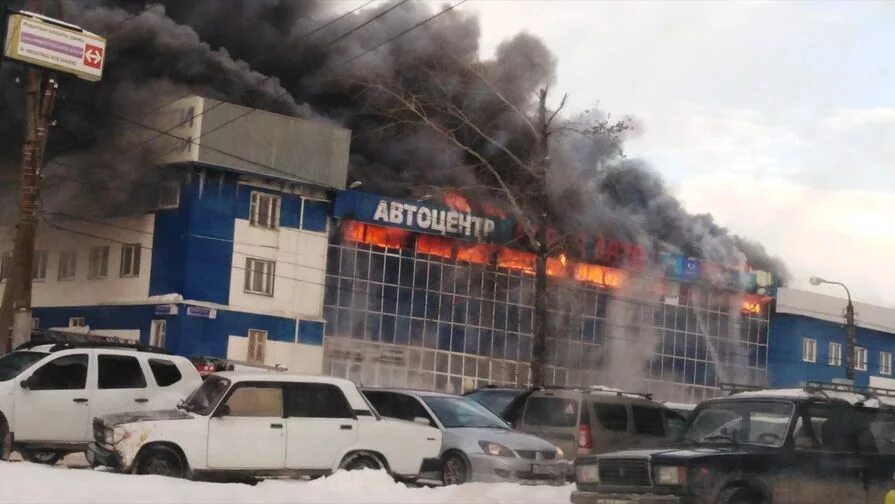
[244,258,275,296]
[58,250,78,281]
[32,250,47,281]
[0,252,10,282]
[250,191,280,229]
[802,338,816,363]
[855,346,868,371]
[120,244,141,278]
[88,246,110,279]
[829,342,842,366]
[157,182,180,209]
[150,320,167,348]
[69,317,86,328]
[882,352,893,376]
[247,329,267,363]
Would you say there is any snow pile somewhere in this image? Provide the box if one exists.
[0,462,572,504]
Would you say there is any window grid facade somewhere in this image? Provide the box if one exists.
[322,241,770,403]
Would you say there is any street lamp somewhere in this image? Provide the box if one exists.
[809,276,856,380]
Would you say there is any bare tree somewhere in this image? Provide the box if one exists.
[350,60,628,386]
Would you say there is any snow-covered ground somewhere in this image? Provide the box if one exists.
[0,461,572,504]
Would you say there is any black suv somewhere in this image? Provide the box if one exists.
[572,382,895,504]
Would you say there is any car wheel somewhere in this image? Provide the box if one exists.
[341,453,384,471]
[21,449,61,465]
[717,486,757,504]
[0,417,9,461]
[136,446,185,479]
[441,452,469,486]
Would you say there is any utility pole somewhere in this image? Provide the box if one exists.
[845,298,856,381]
[0,0,60,353]
[530,89,550,387]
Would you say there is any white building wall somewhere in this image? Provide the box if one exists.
[776,287,895,334]
[228,219,327,319]
[0,215,155,307]
[227,335,323,374]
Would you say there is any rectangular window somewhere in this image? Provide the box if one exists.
[69,317,86,328]
[58,250,77,281]
[30,354,88,390]
[249,191,280,229]
[596,403,629,432]
[829,342,842,366]
[244,258,275,296]
[157,182,180,209]
[247,329,268,363]
[222,385,283,417]
[0,252,10,282]
[150,320,167,348]
[631,406,665,437]
[149,358,183,387]
[88,246,110,279]
[855,346,868,371]
[120,244,141,277]
[31,318,39,330]
[802,338,817,363]
[98,354,147,389]
[881,352,892,376]
[32,250,47,280]
[284,383,354,419]
[522,397,579,427]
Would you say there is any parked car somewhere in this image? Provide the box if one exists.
[88,373,443,482]
[501,386,687,461]
[0,341,200,464]
[362,387,569,485]
[572,381,895,504]
[464,386,529,418]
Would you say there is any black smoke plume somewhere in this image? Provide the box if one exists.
[0,0,787,281]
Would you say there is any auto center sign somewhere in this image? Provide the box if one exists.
[3,11,106,81]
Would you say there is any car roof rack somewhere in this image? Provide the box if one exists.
[804,380,895,407]
[17,330,171,355]
[535,385,654,401]
[719,382,766,395]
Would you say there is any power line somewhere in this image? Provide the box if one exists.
[297,0,378,40]
[340,0,467,66]
[321,0,410,49]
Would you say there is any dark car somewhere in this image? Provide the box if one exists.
[571,381,895,504]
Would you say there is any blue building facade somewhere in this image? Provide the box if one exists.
[768,287,895,388]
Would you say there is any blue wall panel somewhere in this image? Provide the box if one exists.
[183,172,238,305]
[33,305,157,345]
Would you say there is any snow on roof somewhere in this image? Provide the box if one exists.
[663,402,698,411]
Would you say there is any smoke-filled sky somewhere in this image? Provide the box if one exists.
[6,0,888,300]
[456,0,895,307]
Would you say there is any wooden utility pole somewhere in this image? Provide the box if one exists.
[530,89,551,387]
[0,68,57,353]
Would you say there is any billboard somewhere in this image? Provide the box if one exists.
[3,12,106,81]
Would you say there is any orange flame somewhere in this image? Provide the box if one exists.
[574,262,625,289]
[456,243,496,265]
[416,234,454,260]
[497,248,536,275]
[443,192,471,213]
[741,293,770,315]
[342,220,410,249]
[481,202,509,219]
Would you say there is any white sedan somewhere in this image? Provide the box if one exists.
[87,372,443,481]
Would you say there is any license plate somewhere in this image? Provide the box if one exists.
[531,464,561,476]
[596,500,632,504]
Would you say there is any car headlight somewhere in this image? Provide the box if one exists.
[576,463,600,483]
[555,446,564,459]
[655,465,687,486]
[478,441,515,457]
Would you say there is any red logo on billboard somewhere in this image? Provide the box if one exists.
[83,44,104,69]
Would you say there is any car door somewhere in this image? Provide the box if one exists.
[790,404,866,504]
[88,352,153,424]
[206,382,286,469]
[518,394,581,457]
[14,352,91,442]
[284,382,358,470]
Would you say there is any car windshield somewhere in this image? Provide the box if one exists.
[423,396,511,429]
[466,390,520,416]
[181,375,231,415]
[682,400,794,447]
[0,351,46,382]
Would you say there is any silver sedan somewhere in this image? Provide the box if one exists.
[362,388,569,485]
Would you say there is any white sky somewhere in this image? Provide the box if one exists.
[347,1,895,307]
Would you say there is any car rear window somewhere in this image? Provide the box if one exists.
[595,403,628,432]
[149,358,182,387]
[632,406,665,436]
[523,397,579,427]
[466,390,520,416]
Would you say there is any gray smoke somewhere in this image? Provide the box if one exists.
[0,0,787,281]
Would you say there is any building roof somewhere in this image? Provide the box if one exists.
[775,287,895,334]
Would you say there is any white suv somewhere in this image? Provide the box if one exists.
[88,373,444,481]
[0,342,200,464]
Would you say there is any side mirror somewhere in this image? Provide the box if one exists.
[413,417,431,426]
[213,404,230,418]
[20,377,31,390]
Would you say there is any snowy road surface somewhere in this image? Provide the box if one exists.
[0,461,573,504]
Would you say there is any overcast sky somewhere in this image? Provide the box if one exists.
[349,1,895,307]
